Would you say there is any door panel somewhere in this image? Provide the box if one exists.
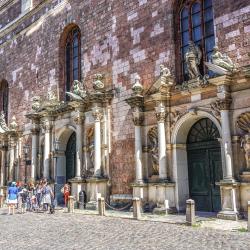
[188,150,212,211]
[209,149,223,212]
[66,132,76,181]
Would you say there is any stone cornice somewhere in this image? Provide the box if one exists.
[0,0,17,12]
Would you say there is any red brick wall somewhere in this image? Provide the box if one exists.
[0,0,249,193]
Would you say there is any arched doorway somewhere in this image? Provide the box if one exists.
[187,118,222,212]
[66,132,76,181]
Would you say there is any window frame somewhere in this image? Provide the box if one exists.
[64,27,81,98]
[178,0,215,82]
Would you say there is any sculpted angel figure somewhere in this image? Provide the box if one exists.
[211,46,236,72]
[185,41,202,80]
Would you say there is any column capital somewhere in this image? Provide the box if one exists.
[215,98,232,111]
[155,104,166,122]
[43,123,52,133]
[73,112,85,125]
[92,108,103,122]
[132,109,144,126]
[31,127,40,135]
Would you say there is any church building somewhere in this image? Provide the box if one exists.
[0,0,250,219]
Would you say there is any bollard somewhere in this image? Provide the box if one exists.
[98,197,105,216]
[68,196,75,213]
[248,201,250,231]
[186,199,195,226]
[133,197,141,220]
[164,200,169,215]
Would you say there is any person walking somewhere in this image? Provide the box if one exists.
[7,182,18,215]
[62,182,71,208]
[41,180,54,213]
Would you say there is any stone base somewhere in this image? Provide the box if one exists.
[69,178,86,207]
[217,210,239,221]
[85,177,109,210]
[217,180,240,221]
[240,171,250,182]
[85,200,98,210]
[131,181,176,211]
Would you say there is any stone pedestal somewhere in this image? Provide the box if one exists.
[132,181,176,213]
[239,182,250,215]
[217,181,240,220]
[86,177,108,210]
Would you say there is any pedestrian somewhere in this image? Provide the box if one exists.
[7,182,18,215]
[61,182,71,208]
[19,187,28,214]
[41,180,54,213]
[35,180,43,209]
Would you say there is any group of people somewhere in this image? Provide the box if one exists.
[6,179,57,215]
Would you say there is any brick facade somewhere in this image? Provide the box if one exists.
[0,0,250,195]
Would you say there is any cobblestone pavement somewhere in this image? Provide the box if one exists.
[0,209,249,250]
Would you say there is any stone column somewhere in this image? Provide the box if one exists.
[43,120,52,179]
[132,107,144,183]
[218,99,234,180]
[0,146,7,186]
[8,137,16,181]
[31,127,39,181]
[155,103,167,180]
[74,111,84,179]
[92,107,103,177]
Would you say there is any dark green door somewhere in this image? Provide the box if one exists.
[187,118,223,212]
[66,132,76,181]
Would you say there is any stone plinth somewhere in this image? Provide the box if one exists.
[69,178,86,207]
[239,183,250,214]
[86,177,108,210]
[217,181,240,220]
[240,172,250,182]
[131,181,176,213]
[133,198,141,220]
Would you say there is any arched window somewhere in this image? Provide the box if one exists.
[65,27,81,98]
[0,80,9,122]
[179,0,215,81]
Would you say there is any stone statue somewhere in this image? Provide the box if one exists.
[160,64,171,78]
[148,126,159,175]
[93,74,105,91]
[66,80,87,101]
[31,96,41,112]
[0,111,9,131]
[185,41,202,80]
[47,90,57,101]
[211,46,236,72]
[132,74,143,96]
[9,116,18,130]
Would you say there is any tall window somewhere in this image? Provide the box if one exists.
[65,27,81,98]
[0,80,9,122]
[180,0,215,81]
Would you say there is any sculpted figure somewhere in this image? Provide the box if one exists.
[160,64,171,78]
[87,127,95,171]
[148,126,159,175]
[211,46,236,72]
[0,111,9,131]
[72,80,87,98]
[93,74,105,91]
[185,41,202,80]
[47,90,57,101]
[31,96,41,112]
[9,116,18,130]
